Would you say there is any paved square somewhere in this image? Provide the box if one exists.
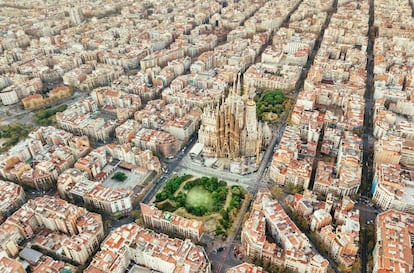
[102,166,147,190]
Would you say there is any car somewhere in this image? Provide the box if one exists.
[217,247,224,252]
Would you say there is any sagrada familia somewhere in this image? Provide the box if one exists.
[198,75,272,161]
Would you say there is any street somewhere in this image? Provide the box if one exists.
[0,89,88,126]
[141,134,199,204]
[208,241,244,273]
[361,0,375,271]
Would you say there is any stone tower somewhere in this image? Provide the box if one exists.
[198,77,267,161]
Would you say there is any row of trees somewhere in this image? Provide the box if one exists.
[33,104,67,125]
[185,204,209,216]
[155,175,192,202]
[287,204,363,273]
[228,185,245,211]
[309,232,328,256]
[290,209,310,232]
[184,176,227,191]
[215,185,245,236]
[361,221,375,273]
[215,225,226,236]
[286,183,304,195]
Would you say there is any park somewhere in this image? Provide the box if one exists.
[254,89,291,123]
[155,175,247,236]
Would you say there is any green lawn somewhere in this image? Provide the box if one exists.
[186,185,214,211]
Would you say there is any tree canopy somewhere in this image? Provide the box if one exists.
[33,104,67,125]
[254,89,290,122]
[112,172,128,181]
[0,123,33,151]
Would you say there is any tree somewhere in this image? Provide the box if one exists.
[33,104,68,125]
[232,186,242,196]
[219,180,227,187]
[131,210,141,219]
[367,258,374,273]
[215,225,225,236]
[112,172,128,181]
[351,258,362,273]
[104,220,112,230]
[0,123,33,151]
[271,186,283,199]
[338,263,349,273]
[286,183,303,194]
[175,192,187,207]
[156,191,168,202]
[220,208,229,221]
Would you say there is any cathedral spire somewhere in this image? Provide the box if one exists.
[237,72,241,96]
[231,75,236,98]
[230,75,237,113]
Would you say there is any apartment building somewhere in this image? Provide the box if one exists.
[58,168,133,216]
[226,263,267,273]
[242,189,329,273]
[0,180,25,224]
[140,203,203,241]
[372,164,414,214]
[1,196,104,265]
[373,210,414,273]
[0,127,90,190]
[85,223,211,273]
